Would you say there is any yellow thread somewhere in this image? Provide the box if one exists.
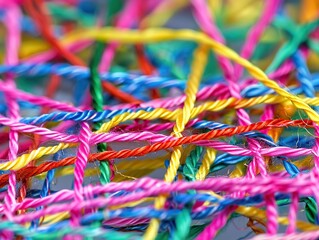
[193,147,317,233]
[3,93,319,172]
[144,44,209,239]
[236,206,319,231]
[38,154,314,230]
[17,27,319,124]
[37,156,165,185]
[196,148,217,180]
[38,166,99,180]
[0,143,73,171]
[14,17,319,235]
[225,0,263,25]
[109,198,154,210]
[43,212,69,225]
[229,161,247,178]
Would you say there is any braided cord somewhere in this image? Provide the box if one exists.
[88,1,125,184]
[0,118,313,173]
[34,27,319,123]
[3,3,21,227]
[90,41,111,185]
[196,148,217,180]
[145,44,209,239]
[15,93,319,127]
[2,1,319,238]
[183,146,203,181]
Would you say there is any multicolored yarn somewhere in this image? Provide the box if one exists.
[0,0,319,239]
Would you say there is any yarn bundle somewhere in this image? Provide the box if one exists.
[0,0,319,239]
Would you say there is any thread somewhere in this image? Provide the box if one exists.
[0,1,318,239]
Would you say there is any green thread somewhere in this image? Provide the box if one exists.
[274,197,318,225]
[171,146,203,239]
[89,42,111,185]
[89,1,124,185]
[183,146,203,181]
[47,3,95,26]
[173,209,192,240]
[266,18,319,73]
[156,224,208,240]
[304,197,318,224]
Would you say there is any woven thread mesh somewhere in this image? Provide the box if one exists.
[0,0,319,239]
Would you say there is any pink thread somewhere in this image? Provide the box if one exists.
[3,2,21,222]
[196,207,236,240]
[265,193,278,235]
[71,122,91,228]
[98,0,143,72]
[1,173,313,224]
[233,0,281,80]
[286,192,298,234]
[1,4,21,238]
[191,0,280,235]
